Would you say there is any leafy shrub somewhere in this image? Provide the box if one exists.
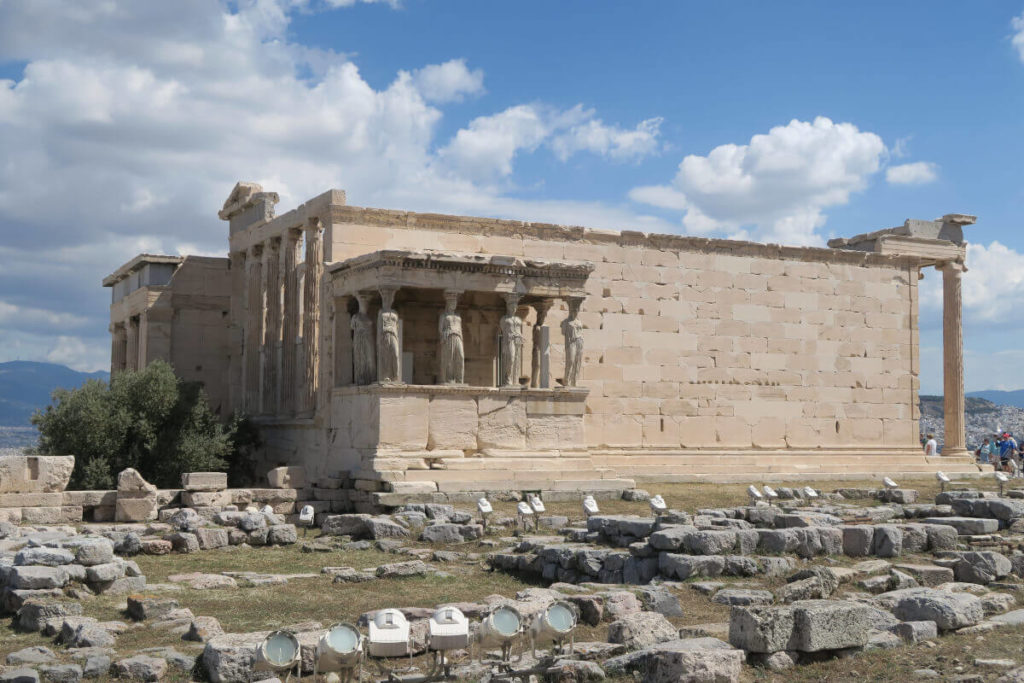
[31,360,259,489]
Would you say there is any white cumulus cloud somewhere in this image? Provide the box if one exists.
[886,161,938,185]
[1013,12,1024,62]
[410,59,484,103]
[629,117,886,246]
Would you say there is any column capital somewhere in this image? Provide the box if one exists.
[304,216,323,233]
[247,243,263,259]
[937,260,965,274]
[379,286,398,311]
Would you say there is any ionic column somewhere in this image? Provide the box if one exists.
[261,237,282,415]
[939,261,968,457]
[111,324,127,375]
[244,244,263,414]
[301,218,324,413]
[126,316,139,371]
[530,299,553,388]
[280,229,301,415]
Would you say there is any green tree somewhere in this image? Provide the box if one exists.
[31,360,255,489]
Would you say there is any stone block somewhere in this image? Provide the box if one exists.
[477,395,527,449]
[117,468,156,495]
[891,620,937,643]
[15,548,75,567]
[10,567,68,590]
[196,528,229,550]
[954,551,1012,585]
[181,472,228,492]
[872,525,902,558]
[267,466,306,489]
[728,605,794,653]
[788,600,873,652]
[181,491,230,507]
[116,496,157,523]
[884,588,983,631]
[75,540,114,567]
[21,507,63,525]
[645,646,744,683]
[921,516,998,535]
[0,455,74,493]
[607,611,678,650]
[427,395,478,450]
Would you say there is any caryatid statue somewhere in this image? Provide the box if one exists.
[499,293,524,387]
[562,297,584,387]
[438,290,464,384]
[531,300,553,388]
[351,293,375,385]
[377,288,401,383]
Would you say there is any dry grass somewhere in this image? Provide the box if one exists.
[1,475,1021,681]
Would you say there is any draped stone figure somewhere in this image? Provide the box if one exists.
[351,294,376,385]
[438,290,464,384]
[530,300,552,388]
[499,294,524,387]
[562,297,584,387]
[377,288,401,383]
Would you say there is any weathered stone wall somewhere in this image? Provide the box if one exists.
[325,206,921,452]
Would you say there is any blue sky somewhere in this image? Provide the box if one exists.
[0,1,1022,394]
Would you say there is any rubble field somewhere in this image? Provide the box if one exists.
[3,476,1024,682]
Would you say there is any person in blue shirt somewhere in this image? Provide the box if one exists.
[978,438,992,464]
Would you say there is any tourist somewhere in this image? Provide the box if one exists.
[924,433,938,456]
[978,437,993,464]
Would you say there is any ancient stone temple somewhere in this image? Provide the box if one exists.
[104,182,979,500]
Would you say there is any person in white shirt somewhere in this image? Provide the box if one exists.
[924,433,938,456]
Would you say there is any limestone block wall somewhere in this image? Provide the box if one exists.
[324,206,921,453]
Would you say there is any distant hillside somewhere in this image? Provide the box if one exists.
[0,361,109,427]
[968,389,1024,409]
[919,394,1024,450]
[919,395,1000,420]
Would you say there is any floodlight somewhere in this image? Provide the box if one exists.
[477,497,492,529]
[996,471,1010,495]
[582,495,600,518]
[883,477,898,490]
[649,495,667,515]
[477,605,523,662]
[762,486,778,505]
[803,486,818,499]
[429,606,470,651]
[261,504,275,515]
[516,501,534,531]
[747,485,763,502]
[528,495,546,514]
[367,609,410,659]
[299,505,315,525]
[315,623,363,679]
[255,630,301,675]
[936,471,951,492]
[529,601,577,656]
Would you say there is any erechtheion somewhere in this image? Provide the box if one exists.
[102,182,979,505]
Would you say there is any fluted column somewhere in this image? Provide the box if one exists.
[940,261,968,457]
[261,237,281,415]
[301,218,324,413]
[126,317,139,372]
[111,324,127,375]
[280,229,300,415]
[244,245,263,414]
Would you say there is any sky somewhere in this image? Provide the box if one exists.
[0,1,1023,395]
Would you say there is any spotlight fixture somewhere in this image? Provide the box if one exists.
[747,485,763,504]
[762,486,778,505]
[996,471,1010,495]
[315,623,363,682]
[529,601,577,656]
[255,630,301,676]
[477,497,493,529]
[260,504,275,516]
[649,494,667,515]
[582,495,600,518]
[477,605,523,663]
[528,494,546,514]
[802,486,819,499]
[882,477,899,490]
[428,606,470,676]
[516,501,534,532]
[367,609,411,659]
[936,471,951,492]
[298,505,315,536]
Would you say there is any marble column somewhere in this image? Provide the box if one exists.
[301,218,323,413]
[261,237,281,415]
[280,229,301,415]
[530,299,553,388]
[111,324,127,375]
[940,261,968,457]
[126,316,139,372]
[244,244,264,414]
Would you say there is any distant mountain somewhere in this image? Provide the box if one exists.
[0,361,109,427]
[967,390,1024,409]
[919,395,1001,419]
